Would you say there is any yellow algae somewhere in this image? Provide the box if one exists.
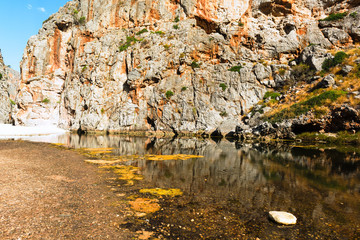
[108,165,143,185]
[52,143,65,146]
[145,154,204,161]
[139,188,183,197]
[129,198,160,214]
[82,148,114,151]
[84,159,123,165]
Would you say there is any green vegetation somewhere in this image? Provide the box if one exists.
[119,36,142,52]
[78,16,86,25]
[9,99,15,105]
[163,44,171,50]
[82,66,87,72]
[263,91,281,100]
[42,98,50,104]
[291,63,315,83]
[181,87,187,92]
[165,90,174,99]
[179,53,186,59]
[191,61,200,69]
[136,28,148,35]
[73,9,79,15]
[155,31,165,35]
[228,65,242,73]
[322,51,348,72]
[355,64,360,78]
[101,108,105,114]
[278,68,286,76]
[220,111,228,117]
[238,22,244,27]
[298,131,360,145]
[0,73,2,80]
[42,15,54,25]
[350,12,357,18]
[266,90,346,122]
[173,24,179,30]
[219,83,227,91]
[319,12,347,21]
[174,16,180,23]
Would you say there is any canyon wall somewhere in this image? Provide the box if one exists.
[13,0,360,135]
[0,50,19,124]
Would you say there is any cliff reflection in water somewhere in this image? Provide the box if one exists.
[58,134,360,238]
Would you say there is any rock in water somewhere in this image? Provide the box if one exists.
[269,211,297,225]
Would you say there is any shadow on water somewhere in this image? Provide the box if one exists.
[29,134,360,238]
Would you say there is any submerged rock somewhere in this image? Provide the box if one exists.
[269,211,297,225]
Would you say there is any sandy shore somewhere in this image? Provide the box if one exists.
[0,140,131,239]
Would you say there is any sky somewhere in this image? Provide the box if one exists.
[0,0,70,71]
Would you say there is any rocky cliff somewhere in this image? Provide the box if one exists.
[12,0,360,136]
[0,49,19,124]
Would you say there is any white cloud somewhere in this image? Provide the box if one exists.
[38,7,46,13]
[27,4,32,10]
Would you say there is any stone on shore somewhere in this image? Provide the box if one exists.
[269,211,297,225]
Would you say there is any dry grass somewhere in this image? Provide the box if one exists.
[264,46,360,121]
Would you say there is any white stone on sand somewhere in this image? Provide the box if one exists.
[269,211,297,225]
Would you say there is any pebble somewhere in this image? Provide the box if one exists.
[269,211,297,225]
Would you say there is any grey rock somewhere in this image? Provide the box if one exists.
[300,45,332,71]
[253,63,271,81]
[340,65,354,76]
[321,28,351,46]
[316,74,335,89]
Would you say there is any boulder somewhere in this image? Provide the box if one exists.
[321,28,352,46]
[316,74,335,89]
[339,65,354,76]
[299,45,332,71]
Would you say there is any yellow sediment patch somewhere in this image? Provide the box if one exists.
[82,148,113,151]
[140,188,183,197]
[52,143,65,146]
[129,198,160,214]
[84,159,124,164]
[145,154,203,161]
[101,165,143,185]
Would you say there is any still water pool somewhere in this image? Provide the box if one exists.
[17,134,360,239]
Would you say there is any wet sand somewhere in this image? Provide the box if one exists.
[0,140,131,239]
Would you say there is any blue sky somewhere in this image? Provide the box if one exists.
[0,0,69,71]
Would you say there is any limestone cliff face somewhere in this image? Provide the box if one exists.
[13,0,360,135]
[0,50,19,124]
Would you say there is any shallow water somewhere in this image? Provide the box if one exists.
[12,134,360,239]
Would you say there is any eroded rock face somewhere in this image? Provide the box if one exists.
[0,49,20,124]
[13,0,360,134]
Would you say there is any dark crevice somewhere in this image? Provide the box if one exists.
[195,16,219,34]
[147,117,157,131]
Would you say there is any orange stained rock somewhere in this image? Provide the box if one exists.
[195,0,219,22]
[87,0,94,21]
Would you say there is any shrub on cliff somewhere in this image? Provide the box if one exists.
[228,66,242,73]
[0,73,2,80]
[165,91,174,99]
[322,51,348,72]
[319,12,347,21]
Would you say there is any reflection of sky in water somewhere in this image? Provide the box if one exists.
[3,133,359,238]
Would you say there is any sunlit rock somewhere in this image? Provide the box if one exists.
[269,211,297,225]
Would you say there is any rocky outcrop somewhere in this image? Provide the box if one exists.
[237,104,360,139]
[12,0,360,135]
[0,49,20,124]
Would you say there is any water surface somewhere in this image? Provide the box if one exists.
[10,134,360,239]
